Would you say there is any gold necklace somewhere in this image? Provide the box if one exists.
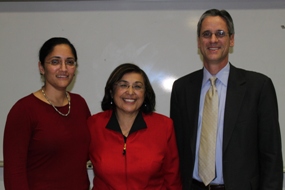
[41,87,71,117]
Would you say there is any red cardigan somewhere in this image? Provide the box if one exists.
[88,110,182,190]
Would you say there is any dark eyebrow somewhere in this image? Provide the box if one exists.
[117,80,143,84]
[117,80,128,83]
[202,29,224,32]
[48,56,75,60]
[49,56,61,59]
[133,81,143,85]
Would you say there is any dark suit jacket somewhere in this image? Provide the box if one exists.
[170,64,283,190]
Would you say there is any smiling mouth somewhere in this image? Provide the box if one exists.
[124,99,135,103]
[56,75,69,78]
[209,47,219,50]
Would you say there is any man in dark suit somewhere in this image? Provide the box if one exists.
[170,9,283,190]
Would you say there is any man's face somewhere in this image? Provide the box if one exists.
[198,16,234,66]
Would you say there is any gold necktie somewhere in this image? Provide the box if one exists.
[199,77,218,186]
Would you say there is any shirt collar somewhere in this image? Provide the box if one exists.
[202,62,230,87]
[106,110,147,134]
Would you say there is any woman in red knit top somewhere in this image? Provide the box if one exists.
[3,37,91,190]
[88,63,182,189]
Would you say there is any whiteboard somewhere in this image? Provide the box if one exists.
[0,1,284,164]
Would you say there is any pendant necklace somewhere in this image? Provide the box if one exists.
[41,87,71,116]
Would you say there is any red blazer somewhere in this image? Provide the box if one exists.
[88,110,182,190]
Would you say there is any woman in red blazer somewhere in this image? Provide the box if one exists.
[88,63,182,190]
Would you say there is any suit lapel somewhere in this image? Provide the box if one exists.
[223,64,246,152]
[186,70,203,155]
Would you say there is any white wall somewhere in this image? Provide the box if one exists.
[0,0,285,188]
